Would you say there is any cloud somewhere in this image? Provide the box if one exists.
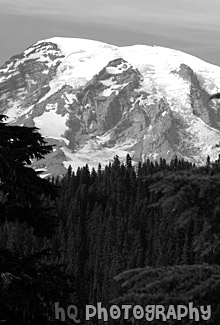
[0,0,219,41]
[1,0,219,23]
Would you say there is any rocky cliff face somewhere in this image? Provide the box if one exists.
[0,42,64,116]
[1,37,220,176]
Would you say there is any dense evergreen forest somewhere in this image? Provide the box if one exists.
[1,114,220,324]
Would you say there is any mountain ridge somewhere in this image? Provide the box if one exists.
[1,37,220,176]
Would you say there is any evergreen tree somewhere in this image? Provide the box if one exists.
[113,264,220,324]
[0,115,74,324]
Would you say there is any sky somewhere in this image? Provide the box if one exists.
[0,0,220,66]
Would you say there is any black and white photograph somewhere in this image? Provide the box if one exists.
[0,0,220,324]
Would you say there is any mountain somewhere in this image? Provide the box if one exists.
[1,37,220,176]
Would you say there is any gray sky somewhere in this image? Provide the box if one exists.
[0,0,220,66]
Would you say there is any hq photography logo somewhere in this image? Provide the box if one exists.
[54,302,211,323]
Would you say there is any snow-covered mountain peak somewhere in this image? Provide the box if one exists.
[39,36,118,54]
[1,37,220,175]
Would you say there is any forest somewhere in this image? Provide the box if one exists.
[1,114,220,324]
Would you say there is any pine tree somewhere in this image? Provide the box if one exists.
[0,115,74,323]
[0,114,58,236]
[113,264,220,324]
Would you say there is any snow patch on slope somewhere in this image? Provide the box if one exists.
[34,111,69,145]
[187,118,220,162]
[4,100,34,122]
[61,136,136,172]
